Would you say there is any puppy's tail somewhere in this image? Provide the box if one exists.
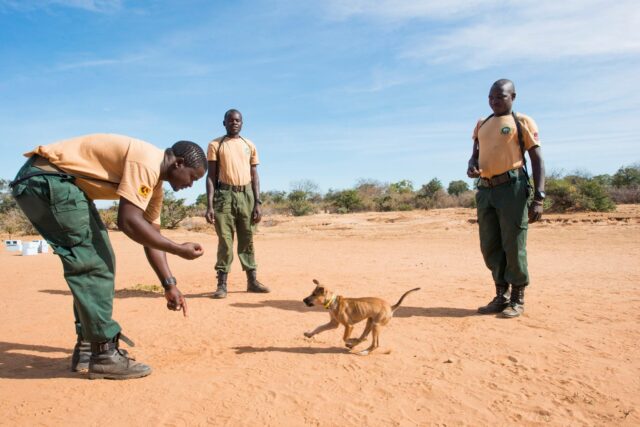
[391,288,420,312]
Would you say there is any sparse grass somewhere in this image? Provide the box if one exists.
[120,283,163,294]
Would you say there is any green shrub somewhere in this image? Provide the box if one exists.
[447,180,470,196]
[612,164,640,188]
[576,180,615,212]
[161,190,193,229]
[546,177,615,212]
[99,203,119,230]
[325,189,364,213]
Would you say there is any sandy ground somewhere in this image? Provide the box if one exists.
[1,205,639,426]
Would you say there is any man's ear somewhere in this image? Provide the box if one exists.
[174,157,185,168]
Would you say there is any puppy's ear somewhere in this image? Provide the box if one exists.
[313,279,320,285]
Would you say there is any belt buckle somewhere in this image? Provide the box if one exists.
[479,177,491,188]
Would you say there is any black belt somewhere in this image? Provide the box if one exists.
[218,182,250,192]
[478,168,525,188]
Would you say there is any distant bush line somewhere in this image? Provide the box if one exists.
[1,163,638,235]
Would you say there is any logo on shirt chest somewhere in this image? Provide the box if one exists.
[138,185,152,198]
[500,126,512,135]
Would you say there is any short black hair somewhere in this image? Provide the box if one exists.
[224,109,242,120]
[170,141,207,169]
[492,79,515,93]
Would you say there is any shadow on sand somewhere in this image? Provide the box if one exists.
[231,300,478,318]
[39,289,246,299]
[0,341,78,380]
[39,291,478,318]
[233,345,349,355]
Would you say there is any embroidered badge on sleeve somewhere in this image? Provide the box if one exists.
[138,185,152,198]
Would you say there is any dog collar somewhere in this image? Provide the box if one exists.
[323,294,337,309]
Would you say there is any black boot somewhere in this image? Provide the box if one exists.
[88,333,152,380]
[71,339,91,372]
[501,285,525,318]
[246,270,270,293]
[477,283,510,314]
[212,271,228,299]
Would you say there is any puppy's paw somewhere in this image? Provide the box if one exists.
[344,338,360,349]
[304,331,313,338]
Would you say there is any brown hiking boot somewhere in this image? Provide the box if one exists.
[478,284,510,314]
[212,271,228,299]
[88,333,151,380]
[71,339,91,372]
[501,285,525,318]
[246,270,270,293]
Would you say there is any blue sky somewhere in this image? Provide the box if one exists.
[1,0,639,203]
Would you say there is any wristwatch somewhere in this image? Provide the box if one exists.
[534,190,546,201]
[161,276,177,290]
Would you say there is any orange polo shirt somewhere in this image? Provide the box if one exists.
[207,135,259,186]
[25,133,164,224]
[472,113,540,178]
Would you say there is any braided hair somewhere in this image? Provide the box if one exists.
[170,141,207,169]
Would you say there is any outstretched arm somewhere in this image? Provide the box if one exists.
[117,197,203,260]
[144,225,188,317]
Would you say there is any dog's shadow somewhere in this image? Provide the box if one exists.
[233,345,349,355]
[231,300,478,318]
[0,341,78,379]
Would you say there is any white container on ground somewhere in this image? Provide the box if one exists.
[22,241,39,256]
[5,240,23,252]
[36,240,49,253]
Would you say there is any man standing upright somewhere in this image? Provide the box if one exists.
[205,109,270,298]
[467,79,546,318]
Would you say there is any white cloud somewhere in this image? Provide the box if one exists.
[53,54,146,71]
[325,0,503,21]
[326,0,640,68]
[0,0,122,13]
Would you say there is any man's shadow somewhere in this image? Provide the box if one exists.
[39,289,234,299]
[231,300,478,318]
[0,341,77,379]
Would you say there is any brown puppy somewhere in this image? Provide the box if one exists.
[302,279,420,355]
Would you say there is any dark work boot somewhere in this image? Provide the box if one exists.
[212,271,228,299]
[477,283,510,314]
[88,333,152,380]
[501,285,525,318]
[246,269,270,293]
[71,339,91,372]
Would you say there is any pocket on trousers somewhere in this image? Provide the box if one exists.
[214,191,232,214]
[48,178,91,247]
[475,189,490,209]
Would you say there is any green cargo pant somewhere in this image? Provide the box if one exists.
[476,169,530,287]
[12,157,121,342]
[213,186,257,273]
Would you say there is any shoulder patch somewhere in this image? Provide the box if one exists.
[138,184,152,198]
